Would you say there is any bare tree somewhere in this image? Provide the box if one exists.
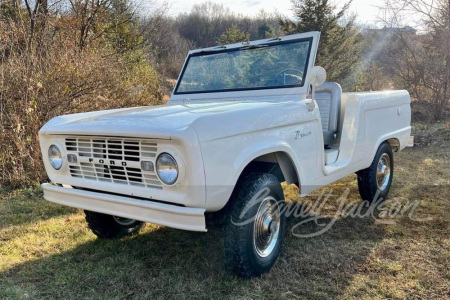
[173,2,280,48]
[0,0,164,187]
[382,0,450,120]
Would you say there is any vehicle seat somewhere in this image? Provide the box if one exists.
[312,82,342,146]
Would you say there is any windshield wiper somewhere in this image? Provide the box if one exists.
[196,45,227,55]
[240,44,268,50]
[266,37,282,42]
[195,44,267,55]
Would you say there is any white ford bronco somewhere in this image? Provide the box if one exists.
[39,32,411,277]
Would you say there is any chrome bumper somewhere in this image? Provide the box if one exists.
[41,183,206,232]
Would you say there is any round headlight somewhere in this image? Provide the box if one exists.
[48,144,63,170]
[156,153,178,185]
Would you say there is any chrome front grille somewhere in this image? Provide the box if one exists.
[65,137,162,189]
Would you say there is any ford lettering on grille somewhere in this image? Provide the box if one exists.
[65,136,162,189]
[87,158,128,166]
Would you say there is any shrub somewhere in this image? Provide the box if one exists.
[0,2,162,187]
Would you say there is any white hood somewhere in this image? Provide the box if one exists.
[40,99,316,141]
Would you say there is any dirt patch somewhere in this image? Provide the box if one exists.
[411,119,450,148]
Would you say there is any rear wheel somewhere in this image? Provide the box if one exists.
[223,173,286,278]
[357,142,394,202]
[84,211,144,239]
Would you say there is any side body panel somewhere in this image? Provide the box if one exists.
[308,90,411,193]
[198,90,411,211]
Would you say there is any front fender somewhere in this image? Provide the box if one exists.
[198,121,318,212]
[233,142,302,185]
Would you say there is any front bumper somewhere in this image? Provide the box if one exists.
[42,183,206,232]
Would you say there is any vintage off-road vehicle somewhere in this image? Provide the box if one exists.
[40,32,411,277]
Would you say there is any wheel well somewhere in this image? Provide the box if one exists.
[387,138,400,152]
[239,152,299,187]
[205,151,299,230]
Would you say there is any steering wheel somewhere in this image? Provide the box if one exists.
[273,68,303,86]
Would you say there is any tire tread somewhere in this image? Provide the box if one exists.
[85,211,144,239]
[223,173,285,277]
[357,142,394,202]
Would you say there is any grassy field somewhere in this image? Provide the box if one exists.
[1,122,449,300]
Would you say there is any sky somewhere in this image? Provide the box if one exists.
[165,0,389,25]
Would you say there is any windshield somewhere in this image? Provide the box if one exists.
[174,38,312,94]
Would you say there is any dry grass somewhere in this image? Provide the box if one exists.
[0,122,449,299]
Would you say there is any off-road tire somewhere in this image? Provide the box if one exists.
[357,141,394,202]
[223,173,286,278]
[84,210,144,239]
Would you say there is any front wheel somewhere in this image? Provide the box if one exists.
[357,141,394,202]
[223,173,286,278]
[84,211,145,239]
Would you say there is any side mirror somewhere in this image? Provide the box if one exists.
[308,66,327,86]
[306,66,326,112]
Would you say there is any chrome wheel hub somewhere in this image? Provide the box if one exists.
[376,153,391,191]
[253,196,281,258]
[113,216,136,226]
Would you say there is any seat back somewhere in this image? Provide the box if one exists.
[313,82,342,145]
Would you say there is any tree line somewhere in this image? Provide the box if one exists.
[0,0,449,187]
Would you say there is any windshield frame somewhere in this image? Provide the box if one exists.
[173,37,314,95]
